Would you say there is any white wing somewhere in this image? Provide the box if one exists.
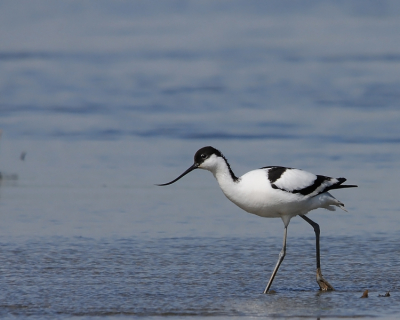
[263,166,343,197]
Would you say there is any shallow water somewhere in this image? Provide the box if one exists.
[1,235,400,318]
[1,1,400,319]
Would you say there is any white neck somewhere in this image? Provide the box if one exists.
[208,157,239,196]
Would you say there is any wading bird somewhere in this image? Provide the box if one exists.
[157,146,357,293]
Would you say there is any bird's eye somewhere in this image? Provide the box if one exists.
[201,153,207,159]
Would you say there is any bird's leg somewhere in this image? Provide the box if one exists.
[264,226,287,293]
[300,215,334,291]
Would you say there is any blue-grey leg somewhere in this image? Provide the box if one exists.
[264,226,287,293]
[300,215,334,291]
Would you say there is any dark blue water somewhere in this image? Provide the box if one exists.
[1,1,400,319]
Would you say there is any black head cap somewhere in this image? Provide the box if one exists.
[194,146,238,181]
[194,146,222,165]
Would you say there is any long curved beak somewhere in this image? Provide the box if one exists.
[156,163,198,186]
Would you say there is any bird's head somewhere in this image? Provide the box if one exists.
[157,146,222,186]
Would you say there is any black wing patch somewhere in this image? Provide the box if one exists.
[290,175,329,196]
[267,166,287,183]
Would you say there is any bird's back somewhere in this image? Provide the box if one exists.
[218,166,356,220]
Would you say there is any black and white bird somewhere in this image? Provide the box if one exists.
[157,146,357,293]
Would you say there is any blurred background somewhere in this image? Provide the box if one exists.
[0,1,400,318]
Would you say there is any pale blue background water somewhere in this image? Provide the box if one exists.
[0,1,400,319]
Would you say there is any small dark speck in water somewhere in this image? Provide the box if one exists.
[361,290,369,298]
[20,151,27,161]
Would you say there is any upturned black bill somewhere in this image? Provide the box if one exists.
[157,163,198,186]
